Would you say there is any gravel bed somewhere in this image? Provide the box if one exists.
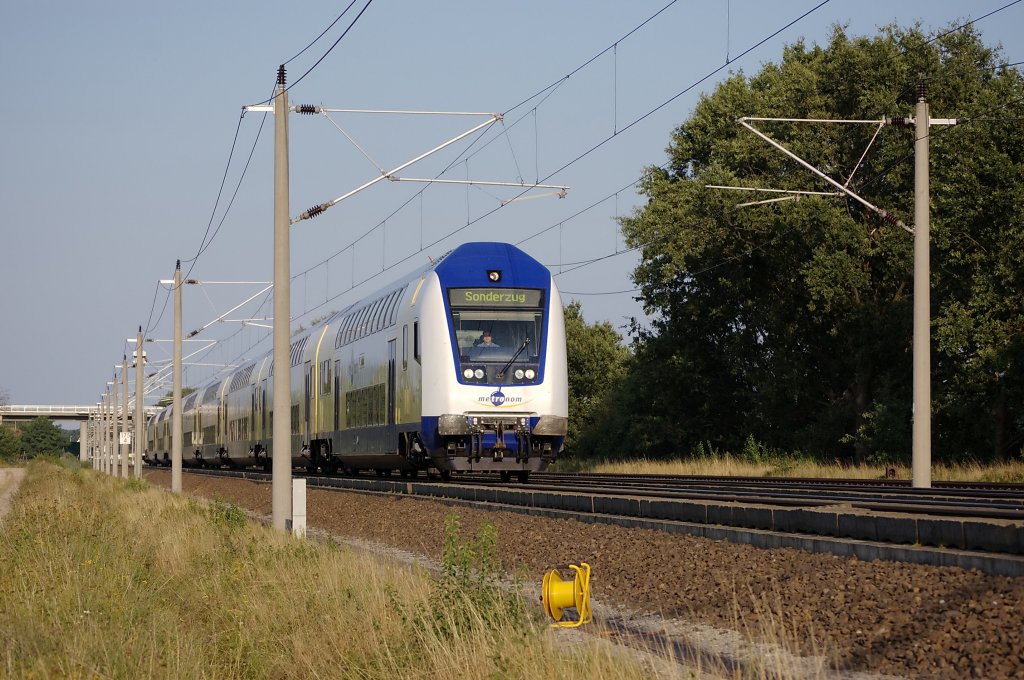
[143,470,1024,679]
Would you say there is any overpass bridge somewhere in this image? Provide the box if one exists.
[0,405,160,423]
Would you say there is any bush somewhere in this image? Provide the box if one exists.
[0,424,24,461]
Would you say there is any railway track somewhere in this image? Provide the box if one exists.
[166,466,1024,575]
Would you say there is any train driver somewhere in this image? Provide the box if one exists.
[478,330,499,347]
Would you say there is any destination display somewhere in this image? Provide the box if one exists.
[449,287,544,308]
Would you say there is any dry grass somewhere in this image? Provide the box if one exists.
[587,454,1024,482]
[1,459,712,680]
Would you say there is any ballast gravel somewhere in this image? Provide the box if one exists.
[144,470,1024,679]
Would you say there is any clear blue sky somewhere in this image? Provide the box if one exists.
[1,1,1021,407]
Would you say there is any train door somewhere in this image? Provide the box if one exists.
[304,360,312,444]
[260,379,268,441]
[333,359,340,431]
[387,338,397,425]
[387,337,395,450]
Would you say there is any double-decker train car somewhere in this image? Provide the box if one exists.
[146,242,568,481]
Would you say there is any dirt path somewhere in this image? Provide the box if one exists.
[0,467,26,524]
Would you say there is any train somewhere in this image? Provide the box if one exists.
[145,242,568,482]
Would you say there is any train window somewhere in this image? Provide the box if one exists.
[356,305,371,340]
[377,294,391,331]
[320,360,332,395]
[377,294,390,329]
[402,324,408,371]
[450,309,545,366]
[342,311,357,345]
[371,298,384,333]
[384,289,401,326]
[413,321,420,363]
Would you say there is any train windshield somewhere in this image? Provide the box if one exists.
[448,288,545,383]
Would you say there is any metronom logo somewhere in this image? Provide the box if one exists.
[478,390,523,407]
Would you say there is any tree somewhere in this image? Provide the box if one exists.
[20,417,69,457]
[0,425,24,461]
[620,24,1024,462]
[563,302,630,456]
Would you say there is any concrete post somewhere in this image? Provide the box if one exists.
[292,478,306,538]
[121,356,130,479]
[172,261,183,494]
[103,390,110,474]
[135,327,144,479]
[112,373,119,476]
[912,81,932,489]
[79,421,88,463]
[272,65,292,532]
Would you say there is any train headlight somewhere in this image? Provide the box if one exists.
[474,368,485,380]
[514,369,525,380]
[525,368,536,380]
[463,368,475,380]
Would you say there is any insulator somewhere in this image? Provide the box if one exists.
[880,211,900,227]
[277,64,286,86]
[297,104,318,115]
[917,79,926,102]
[888,116,908,127]
[303,203,326,220]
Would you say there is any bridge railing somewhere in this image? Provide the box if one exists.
[0,405,161,420]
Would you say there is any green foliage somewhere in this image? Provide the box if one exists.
[617,23,1024,463]
[428,514,526,637]
[563,301,630,456]
[19,417,69,457]
[208,497,248,530]
[0,424,25,461]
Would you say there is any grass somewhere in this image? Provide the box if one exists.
[581,453,1024,483]
[0,459,708,679]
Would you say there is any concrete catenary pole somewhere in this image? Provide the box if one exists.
[912,80,931,489]
[121,356,130,478]
[172,261,183,493]
[101,393,108,473]
[79,421,88,463]
[95,404,101,471]
[89,412,95,469]
[93,412,99,469]
[272,65,292,532]
[111,376,119,475]
[135,326,144,479]
[105,391,112,474]
[106,390,112,474]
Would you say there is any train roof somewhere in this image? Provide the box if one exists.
[162,242,549,405]
[322,242,548,326]
[434,242,550,289]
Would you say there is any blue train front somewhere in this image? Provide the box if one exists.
[415,242,568,480]
[145,242,568,482]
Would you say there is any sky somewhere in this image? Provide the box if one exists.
[1,0,1022,409]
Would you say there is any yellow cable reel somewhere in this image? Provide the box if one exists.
[541,562,592,628]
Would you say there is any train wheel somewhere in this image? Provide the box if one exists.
[500,471,512,483]
[440,469,452,482]
[517,471,530,484]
